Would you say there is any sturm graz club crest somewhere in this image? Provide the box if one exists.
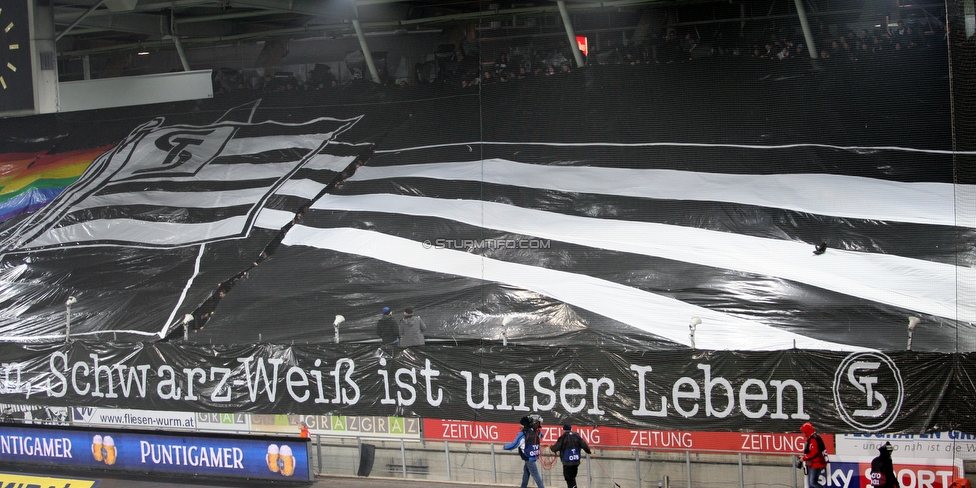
[832,352,904,432]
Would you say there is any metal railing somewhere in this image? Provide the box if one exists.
[307,435,807,488]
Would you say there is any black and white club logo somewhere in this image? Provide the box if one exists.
[832,352,904,432]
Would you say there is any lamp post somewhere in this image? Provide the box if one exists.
[689,316,702,350]
[182,314,194,341]
[333,315,345,343]
[502,316,512,346]
[65,296,77,342]
[907,316,920,350]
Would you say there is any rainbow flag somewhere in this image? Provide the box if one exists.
[0,146,113,223]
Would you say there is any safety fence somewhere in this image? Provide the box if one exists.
[307,435,808,488]
[0,411,970,487]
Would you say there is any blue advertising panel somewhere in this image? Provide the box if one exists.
[0,425,310,481]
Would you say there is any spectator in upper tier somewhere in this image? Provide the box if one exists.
[891,20,908,39]
[482,70,496,84]
[680,33,698,60]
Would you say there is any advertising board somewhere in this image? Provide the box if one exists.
[0,425,312,481]
[72,407,196,430]
[809,456,963,488]
[836,432,976,461]
[423,419,833,454]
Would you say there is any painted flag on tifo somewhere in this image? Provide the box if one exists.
[1,116,361,251]
[0,114,366,341]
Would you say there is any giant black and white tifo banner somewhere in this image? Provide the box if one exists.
[0,63,973,437]
[0,107,972,350]
[0,342,972,435]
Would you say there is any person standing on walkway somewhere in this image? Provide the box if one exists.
[550,424,591,488]
[505,415,545,488]
[376,307,399,344]
[799,422,828,488]
[870,442,899,487]
[399,308,427,348]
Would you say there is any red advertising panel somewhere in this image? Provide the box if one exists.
[575,36,588,56]
[622,429,833,454]
[423,419,834,455]
[425,419,521,443]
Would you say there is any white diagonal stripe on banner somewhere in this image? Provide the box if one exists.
[311,193,974,322]
[67,187,269,211]
[283,225,871,352]
[351,159,971,228]
[24,216,251,248]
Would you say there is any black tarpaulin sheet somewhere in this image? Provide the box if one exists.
[0,342,972,434]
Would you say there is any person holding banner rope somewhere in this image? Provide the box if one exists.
[549,424,592,488]
[539,423,620,488]
[505,414,546,488]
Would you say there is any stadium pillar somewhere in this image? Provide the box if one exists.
[32,0,59,114]
[792,0,819,59]
[172,36,191,72]
[557,1,586,68]
[352,19,381,84]
[170,10,191,72]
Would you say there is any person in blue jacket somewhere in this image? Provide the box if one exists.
[505,414,545,488]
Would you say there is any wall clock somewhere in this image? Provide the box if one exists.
[0,1,35,114]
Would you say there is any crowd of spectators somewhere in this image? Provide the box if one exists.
[612,18,942,65]
[211,17,945,94]
[810,20,938,62]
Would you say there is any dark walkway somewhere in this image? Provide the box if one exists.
[100,474,502,488]
[1,468,502,488]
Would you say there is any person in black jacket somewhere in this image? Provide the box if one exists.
[870,442,899,487]
[376,307,399,344]
[550,424,591,488]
